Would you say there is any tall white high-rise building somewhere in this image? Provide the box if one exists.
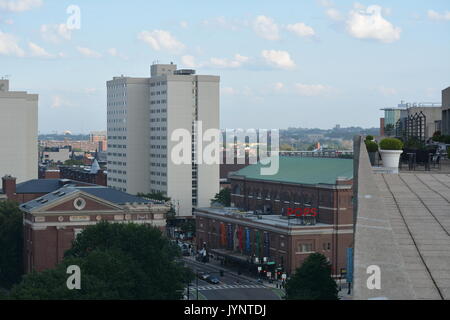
[0,79,38,183]
[106,63,220,217]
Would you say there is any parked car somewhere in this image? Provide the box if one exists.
[206,276,220,284]
[198,272,210,281]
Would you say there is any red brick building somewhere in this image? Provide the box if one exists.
[195,157,354,277]
[58,165,107,186]
[20,185,169,272]
[1,175,94,204]
[39,168,61,179]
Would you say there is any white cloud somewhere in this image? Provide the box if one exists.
[107,48,118,56]
[77,46,102,58]
[378,86,397,96]
[346,5,401,43]
[107,47,127,60]
[0,30,24,56]
[181,55,196,68]
[0,0,42,12]
[253,15,280,40]
[28,42,53,58]
[286,22,315,38]
[427,10,450,21]
[40,24,72,43]
[353,2,365,10]
[382,7,392,16]
[261,50,295,69]
[274,82,284,91]
[326,8,343,21]
[222,87,237,95]
[295,84,331,96]
[207,54,249,68]
[137,30,185,53]
[51,95,74,109]
[179,21,188,28]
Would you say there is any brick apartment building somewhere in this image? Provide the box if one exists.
[58,165,107,186]
[20,185,169,272]
[195,157,354,277]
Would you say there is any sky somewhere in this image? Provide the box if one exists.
[0,0,449,134]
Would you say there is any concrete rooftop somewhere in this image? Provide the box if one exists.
[353,136,450,300]
[374,172,450,299]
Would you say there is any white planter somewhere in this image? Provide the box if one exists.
[380,149,403,168]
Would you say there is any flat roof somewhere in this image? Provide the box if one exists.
[196,207,328,229]
[230,156,353,185]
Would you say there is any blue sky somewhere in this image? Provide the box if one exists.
[1,0,449,133]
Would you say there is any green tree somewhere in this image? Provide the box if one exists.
[63,159,84,166]
[9,249,146,300]
[9,222,194,300]
[280,143,295,151]
[0,287,8,300]
[180,220,195,235]
[285,253,338,300]
[166,206,176,220]
[211,188,231,206]
[0,200,23,289]
[65,221,193,299]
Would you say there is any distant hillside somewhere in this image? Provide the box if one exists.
[280,126,379,150]
[281,126,379,140]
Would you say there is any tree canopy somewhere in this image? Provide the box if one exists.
[0,200,23,289]
[63,159,84,166]
[285,252,338,300]
[9,222,193,300]
[211,188,231,207]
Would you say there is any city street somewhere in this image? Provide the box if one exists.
[183,257,281,300]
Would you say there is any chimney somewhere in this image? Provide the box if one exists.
[2,175,17,199]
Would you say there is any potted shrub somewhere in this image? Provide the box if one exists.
[365,135,374,141]
[365,140,378,166]
[379,138,404,168]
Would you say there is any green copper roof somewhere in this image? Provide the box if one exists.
[231,156,353,185]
